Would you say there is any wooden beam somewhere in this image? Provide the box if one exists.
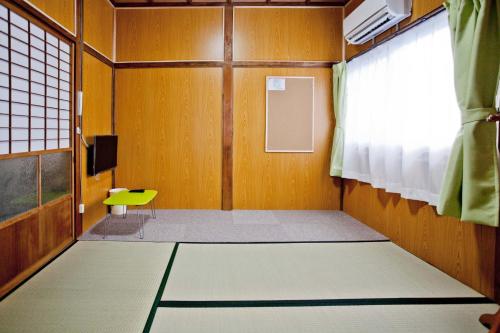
[114,61,224,69]
[83,43,114,68]
[111,65,116,189]
[222,5,233,210]
[111,1,346,7]
[233,61,338,68]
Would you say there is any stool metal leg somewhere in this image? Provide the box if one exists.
[103,213,110,239]
[141,212,144,239]
[137,207,144,239]
[150,200,156,219]
[151,200,159,227]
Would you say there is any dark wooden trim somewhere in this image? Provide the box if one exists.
[112,1,346,7]
[233,61,338,68]
[3,0,76,43]
[346,6,446,62]
[7,9,11,154]
[74,0,84,237]
[114,61,224,69]
[0,148,72,160]
[111,65,116,189]
[83,43,114,68]
[114,2,226,7]
[221,5,233,210]
[233,2,344,6]
[113,61,337,69]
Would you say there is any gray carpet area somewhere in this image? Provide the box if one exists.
[78,210,388,242]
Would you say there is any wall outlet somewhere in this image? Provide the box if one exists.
[79,203,85,214]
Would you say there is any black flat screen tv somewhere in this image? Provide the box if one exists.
[87,135,118,176]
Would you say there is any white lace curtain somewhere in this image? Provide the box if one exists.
[342,12,461,206]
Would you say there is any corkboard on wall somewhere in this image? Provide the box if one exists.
[265,76,314,153]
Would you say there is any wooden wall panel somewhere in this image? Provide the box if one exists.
[343,180,496,297]
[39,197,73,255]
[115,8,224,62]
[234,7,342,61]
[233,68,340,209]
[81,52,113,232]
[26,0,75,33]
[401,0,444,27]
[0,213,39,287]
[84,0,115,59]
[114,68,222,208]
[0,197,73,297]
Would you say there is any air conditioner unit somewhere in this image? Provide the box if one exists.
[343,0,412,45]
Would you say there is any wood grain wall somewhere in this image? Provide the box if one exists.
[81,52,113,232]
[341,0,496,298]
[231,7,342,209]
[343,180,496,297]
[234,7,342,61]
[234,68,340,209]
[84,0,115,59]
[115,7,224,62]
[0,196,73,297]
[26,0,75,33]
[113,7,341,209]
[114,68,223,208]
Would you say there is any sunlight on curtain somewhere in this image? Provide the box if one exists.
[342,12,461,206]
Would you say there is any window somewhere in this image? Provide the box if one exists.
[0,4,73,224]
[0,4,71,155]
[0,156,37,222]
[342,12,460,205]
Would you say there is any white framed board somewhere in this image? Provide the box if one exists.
[265,76,315,153]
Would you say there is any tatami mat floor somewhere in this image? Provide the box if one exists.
[0,240,496,332]
[163,242,482,301]
[0,241,174,333]
[151,305,498,333]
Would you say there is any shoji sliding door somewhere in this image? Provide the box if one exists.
[0,3,73,297]
[0,7,71,155]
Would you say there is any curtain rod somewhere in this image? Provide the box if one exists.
[346,6,447,63]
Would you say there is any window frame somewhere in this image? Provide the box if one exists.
[0,2,74,228]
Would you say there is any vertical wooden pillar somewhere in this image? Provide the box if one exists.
[73,0,84,236]
[222,4,233,210]
[111,64,116,189]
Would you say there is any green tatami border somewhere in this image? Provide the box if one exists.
[143,242,179,333]
[158,297,494,308]
[144,241,497,332]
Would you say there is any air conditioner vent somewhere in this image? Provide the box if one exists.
[344,0,412,45]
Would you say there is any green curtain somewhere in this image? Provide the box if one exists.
[330,62,347,177]
[437,0,500,226]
